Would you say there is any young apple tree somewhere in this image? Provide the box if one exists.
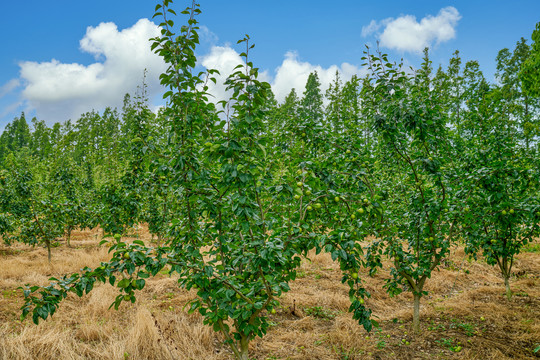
[19,2,373,360]
[361,48,462,334]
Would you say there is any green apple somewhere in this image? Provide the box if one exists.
[334,196,340,202]
[294,194,301,200]
[351,272,358,279]
[305,190,312,196]
[351,214,356,219]
[270,308,276,314]
[357,208,364,214]
[429,237,434,241]
[346,149,351,154]
[501,210,507,215]
[363,198,368,204]
[123,252,130,260]
[297,181,303,187]
[314,203,322,209]
[509,209,514,214]
[307,205,313,211]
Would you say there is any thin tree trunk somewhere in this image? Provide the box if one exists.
[504,276,512,300]
[67,228,72,247]
[46,240,51,263]
[413,293,421,334]
[238,336,249,360]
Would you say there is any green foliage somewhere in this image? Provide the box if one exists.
[1,4,537,359]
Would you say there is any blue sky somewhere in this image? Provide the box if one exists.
[1,0,539,130]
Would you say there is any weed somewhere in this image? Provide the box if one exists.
[304,306,337,320]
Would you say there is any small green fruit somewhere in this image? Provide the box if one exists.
[363,198,368,204]
[351,272,358,279]
[294,194,301,200]
[270,308,276,314]
[351,214,356,219]
[305,190,312,196]
[297,182,303,187]
[314,203,322,209]
[429,237,434,241]
[124,295,131,301]
[307,205,313,211]
[334,196,340,202]
[509,209,514,214]
[123,252,130,260]
[501,210,507,216]
[357,208,364,214]
[346,149,351,154]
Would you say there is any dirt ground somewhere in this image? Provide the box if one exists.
[0,227,538,360]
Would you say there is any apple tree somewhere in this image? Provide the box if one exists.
[19,2,373,360]
[361,48,462,333]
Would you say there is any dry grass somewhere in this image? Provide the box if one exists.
[0,228,539,360]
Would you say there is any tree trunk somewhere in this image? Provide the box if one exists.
[238,336,249,360]
[46,240,51,263]
[413,293,421,334]
[504,276,512,300]
[67,228,72,247]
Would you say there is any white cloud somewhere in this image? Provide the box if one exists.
[361,20,381,38]
[19,19,167,123]
[200,47,366,106]
[362,7,461,53]
[200,45,271,108]
[0,79,20,98]
[271,51,365,102]
[199,25,219,45]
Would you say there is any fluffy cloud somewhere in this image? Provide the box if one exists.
[272,51,365,102]
[200,45,271,107]
[362,7,461,53]
[201,47,366,105]
[15,20,366,124]
[19,19,167,123]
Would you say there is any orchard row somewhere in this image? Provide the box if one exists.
[1,2,539,359]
